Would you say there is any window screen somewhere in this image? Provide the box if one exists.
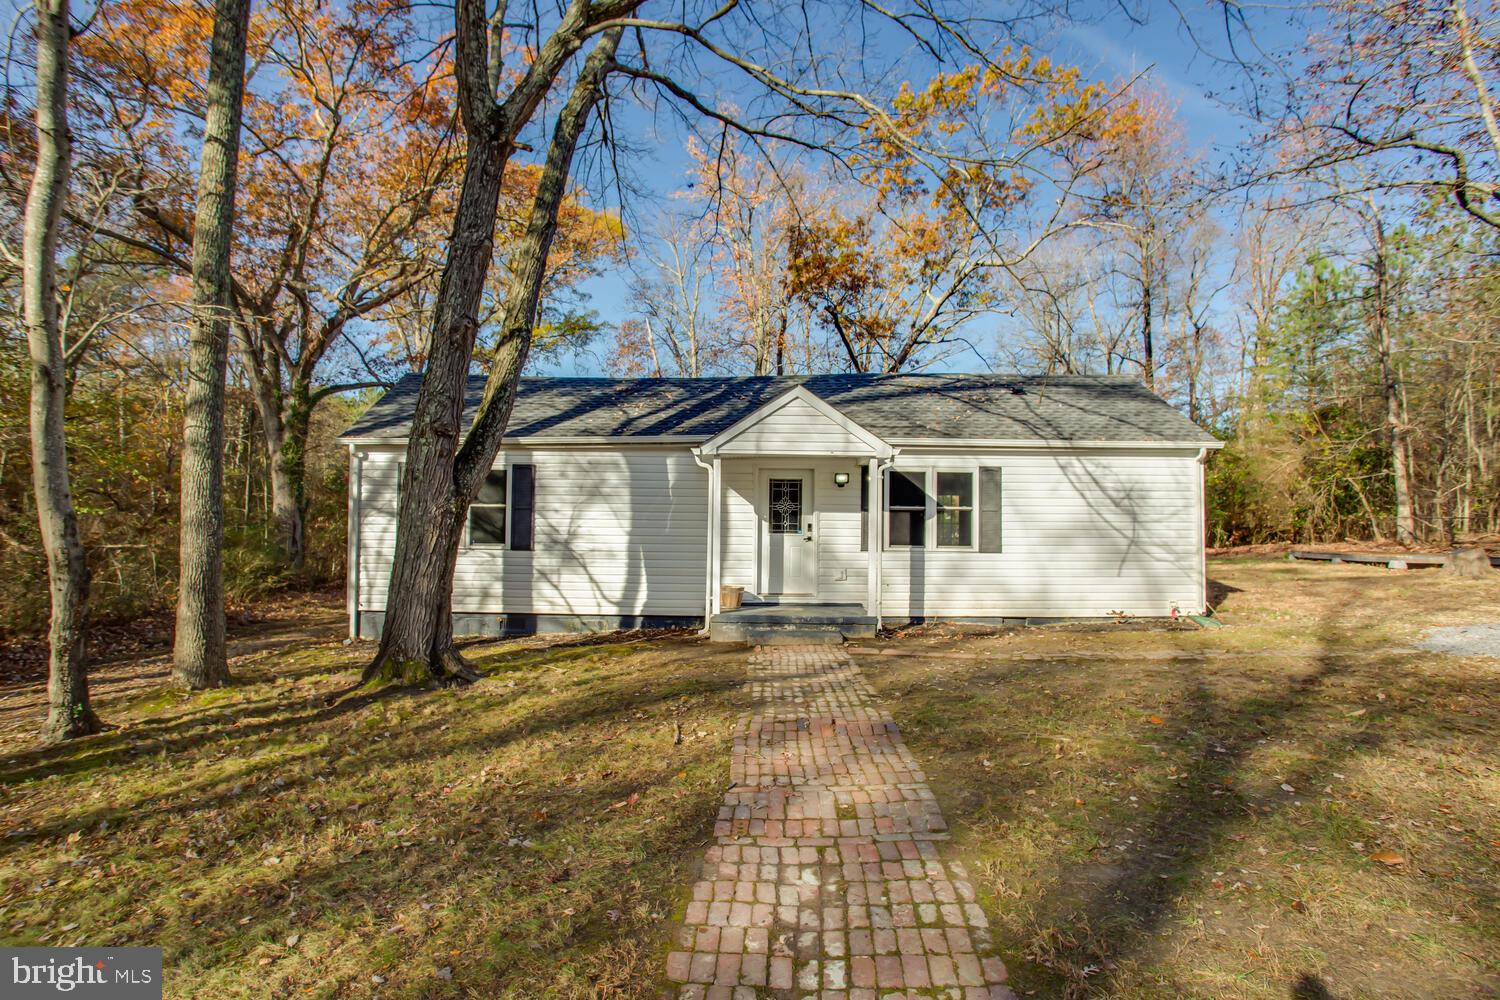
[887,470,927,547]
[469,470,507,545]
[935,471,974,547]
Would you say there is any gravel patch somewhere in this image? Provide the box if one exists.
[1417,624,1500,658]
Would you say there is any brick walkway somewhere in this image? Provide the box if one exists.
[665,644,1015,999]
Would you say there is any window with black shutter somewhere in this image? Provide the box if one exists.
[979,467,1002,553]
[509,464,535,550]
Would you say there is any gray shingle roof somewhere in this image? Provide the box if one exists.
[340,373,1219,446]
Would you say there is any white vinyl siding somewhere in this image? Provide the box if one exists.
[714,395,875,456]
[356,446,706,618]
[349,440,1206,629]
[877,448,1204,619]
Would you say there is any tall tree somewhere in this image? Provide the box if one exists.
[1231,198,1321,428]
[1081,87,1202,391]
[688,138,801,374]
[1266,0,1500,232]
[374,3,1121,683]
[1356,202,1419,545]
[367,14,626,684]
[614,222,725,376]
[23,0,101,740]
[787,58,1109,373]
[172,0,253,689]
[76,0,462,569]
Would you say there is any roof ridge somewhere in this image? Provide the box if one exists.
[341,369,1217,445]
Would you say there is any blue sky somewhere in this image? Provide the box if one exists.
[538,3,1301,378]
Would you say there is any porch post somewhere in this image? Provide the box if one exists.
[709,456,722,617]
[867,456,881,628]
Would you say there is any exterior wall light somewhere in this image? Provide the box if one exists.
[834,472,851,488]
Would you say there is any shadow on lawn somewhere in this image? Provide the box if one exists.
[1205,577,1242,610]
[0,639,744,857]
[1016,581,1500,999]
[1291,973,1346,1000]
[876,578,1500,1000]
[14,644,747,995]
[0,633,689,789]
[2,637,750,996]
[0,675,414,788]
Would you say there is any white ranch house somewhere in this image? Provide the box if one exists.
[341,373,1222,641]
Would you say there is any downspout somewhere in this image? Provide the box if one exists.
[1196,446,1209,616]
[872,451,898,630]
[347,445,363,638]
[691,448,714,636]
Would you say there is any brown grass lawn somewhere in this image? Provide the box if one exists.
[0,559,1497,999]
[0,612,749,999]
[859,558,1500,1000]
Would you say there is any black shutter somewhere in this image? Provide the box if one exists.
[510,464,535,550]
[859,466,869,552]
[979,467,1002,553]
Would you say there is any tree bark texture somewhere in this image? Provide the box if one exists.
[270,375,312,569]
[1370,224,1418,546]
[1141,258,1155,392]
[174,0,252,689]
[25,0,101,741]
[1446,546,1493,578]
[367,31,621,685]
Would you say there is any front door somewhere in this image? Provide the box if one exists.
[761,471,817,597]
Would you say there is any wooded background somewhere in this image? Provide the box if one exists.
[3,0,1498,643]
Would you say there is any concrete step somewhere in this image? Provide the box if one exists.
[709,619,875,644]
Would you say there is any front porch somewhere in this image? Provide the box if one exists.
[691,385,896,641]
[707,602,878,644]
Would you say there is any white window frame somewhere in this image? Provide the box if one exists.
[884,468,929,550]
[466,461,509,549]
[933,468,978,550]
[884,464,981,551]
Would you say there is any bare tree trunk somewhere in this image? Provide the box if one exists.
[363,127,508,686]
[238,329,306,567]
[1141,261,1155,392]
[267,375,311,569]
[367,31,620,685]
[752,313,773,375]
[1369,223,1417,546]
[25,0,100,742]
[174,0,252,689]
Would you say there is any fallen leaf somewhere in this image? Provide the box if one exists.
[607,792,641,811]
[285,933,300,948]
[1369,850,1406,866]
